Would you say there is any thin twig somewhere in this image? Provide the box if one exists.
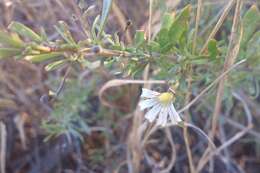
[196,1,243,171]
[196,125,252,173]
[148,0,153,42]
[183,0,204,167]
[14,114,27,150]
[210,0,242,140]
[128,109,143,173]
[99,79,165,108]
[0,122,7,173]
[112,1,132,43]
[183,122,216,150]
[160,128,177,173]
[224,117,260,140]
[178,59,246,114]
[55,66,71,97]
[183,71,195,173]
[183,120,195,173]
[200,0,235,54]
[192,0,202,53]
[232,91,253,124]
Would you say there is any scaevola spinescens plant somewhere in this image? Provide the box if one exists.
[0,2,259,172]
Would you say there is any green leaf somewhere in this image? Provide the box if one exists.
[157,28,169,47]
[155,5,191,53]
[246,31,260,67]
[147,41,160,52]
[168,5,191,45]
[25,52,63,63]
[190,58,209,65]
[207,39,218,58]
[154,13,174,52]
[0,48,21,59]
[156,28,176,53]
[134,30,145,48]
[0,31,24,48]
[45,59,68,71]
[92,15,100,41]
[161,12,175,29]
[188,55,211,65]
[241,5,260,48]
[54,21,76,45]
[78,120,91,134]
[8,22,42,43]
[40,27,49,41]
[98,0,112,38]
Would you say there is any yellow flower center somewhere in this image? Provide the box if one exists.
[158,92,174,105]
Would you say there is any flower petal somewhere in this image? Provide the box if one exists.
[138,98,157,110]
[141,88,160,98]
[161,106,169,126]
[156,107,168,126]
[144,103,161,122]
[169,104,182,124]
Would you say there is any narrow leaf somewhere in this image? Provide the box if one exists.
[0,31,24,48]
[25,52,63,63]
[168,5,191,45]
[91,15,100,41]
[0,48,21,59]
[134,30,145,48]
[246,31,260,67]
[241,5,260,48]
[156,5,191,53]
[207,39,218,58]
[54,21,76,45]
[98,0,112,38]
[147,41,160,52]
[8,22,42,43]
[161,12,175,29]
[45,59,68,71]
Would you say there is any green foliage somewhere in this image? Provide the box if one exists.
[231,5,260,95]
[0,48,22,59]
[0,31,24,48]
[207,39,219,59]
[8,22,43,43]
[156,5,191,53]
[98,0,113,39]
[25,52,63,63]
[0,2,259,141]
[45,59,68,71]
[54,21,77,45]
[241,5,260,49]
[42,81,92,141]
[161,13,174,29]
[134,30,146,48]
[246,31,260,67]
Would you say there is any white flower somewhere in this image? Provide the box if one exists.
[139,88,182,126]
